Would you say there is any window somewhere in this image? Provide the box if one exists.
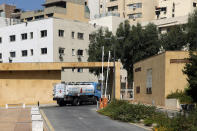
[128,3,142,9]
[128,13,142,19]
[0,37,2,43]
[77,50,83,56]
[30,49,33,56]
[72,49,75,56]
[72,32,75,39]
[193,2,197,7]
[108,6,118,11]
[22,50,28,57]
[10,52,16,58]
[30,32,33,39]
[41,48,47,54]
[59,30,64,37]
[77,68,83,73]
[136,86,140,94]
[59,47,65,54]
[41,30,47,38]
[10,35,16,42]
[0,53,2,59]
[77,33,84,40]
[135,67,141,72]
[21,33,27,40]
[146,69,152,94]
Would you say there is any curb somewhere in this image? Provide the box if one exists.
[129,123,152,131]
[40,109,55,131]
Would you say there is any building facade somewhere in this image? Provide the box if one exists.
[86,0,100,20]
[156,0,197,19]
[99,0,158,24]
[9,0,90,22]
[133,51,189,107]
[0,4,16,18]
[0,18,99,82]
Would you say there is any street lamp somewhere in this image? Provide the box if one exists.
[105,36,124,99]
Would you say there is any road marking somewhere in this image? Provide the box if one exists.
[129,123,152,131]
[40,109,55,131]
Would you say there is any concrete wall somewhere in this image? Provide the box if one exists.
[165,51,189,97]
[0,62,121,106]
[0,71,61,106]
[134,53,166,106]
[133,51,189,107]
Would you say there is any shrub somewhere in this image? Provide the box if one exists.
[167,89,193,104]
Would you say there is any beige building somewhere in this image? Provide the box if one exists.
[0,4,16,18]
[100,0,158,24]
[133,51,189,107]
[156,0,197,19]
[15,0,89,22]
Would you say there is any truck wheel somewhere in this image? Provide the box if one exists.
[73,98,80,106]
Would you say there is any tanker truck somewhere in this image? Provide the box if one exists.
[53,82,101,106]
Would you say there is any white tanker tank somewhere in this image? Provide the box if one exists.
[53,82,101,106]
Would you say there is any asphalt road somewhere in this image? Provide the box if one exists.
[42,105,148,131]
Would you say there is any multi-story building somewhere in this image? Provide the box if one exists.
[156,0,197,19]
[86,0,100,20]
[0,4,16,18]
[10,0,90,23]
[99,0,158,24]
[0,18,99,82]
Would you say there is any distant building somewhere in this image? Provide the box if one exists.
[89,15,125,34]
[133,51,189,107]
[0,4,16,18]
[99,0,158,24]
[86,0,100,20]
[9,0,90,22]
[156,0,197,19]
[0,18,99,82]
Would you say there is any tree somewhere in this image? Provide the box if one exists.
[183,52,197,102]
[88,28,114,76]
[187,9,197,50]
[160,25,187,51]
[116,22,160,81]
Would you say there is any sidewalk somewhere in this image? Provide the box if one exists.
[0,108,32,131]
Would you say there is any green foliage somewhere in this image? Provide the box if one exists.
[187,9,197,50]
[160,25,187,51]
[88,28,114,76]
[144,119,153,126]
[183,52,197,103]
[88,21,160,81]
[99,100,197,131]
[115,21,160,81]
[167,89,193,104]
[98,99,157,122]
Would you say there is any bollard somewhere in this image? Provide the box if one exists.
[23,103,26,108]
[5,104,8,109]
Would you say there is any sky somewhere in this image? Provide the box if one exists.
[0,0,45,11]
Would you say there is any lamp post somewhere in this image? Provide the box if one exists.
[105,36,124,99]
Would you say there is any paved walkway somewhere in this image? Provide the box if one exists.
[0,108,32,131]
